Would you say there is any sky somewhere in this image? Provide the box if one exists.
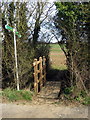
[0,0,89,3]
[0,0,56,2]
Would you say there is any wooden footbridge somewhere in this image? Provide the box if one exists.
[33,56,61,102]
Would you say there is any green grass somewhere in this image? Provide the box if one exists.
[50,44,62,52]
[75,91,90,105]
[51,65,67,70]
[2,88,33,102]
[50,43,65,49]
[82,96,90,105]
[50,44,66,52]
[50,44,60,48]
[51,49,62,52]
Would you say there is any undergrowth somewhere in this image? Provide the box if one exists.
[63,86,90,105]
[2,88,33,102]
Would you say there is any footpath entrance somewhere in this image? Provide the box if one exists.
[32,68,62,105]
[32,54,65,103]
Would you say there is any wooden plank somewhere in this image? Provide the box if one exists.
[43,56,46,84]
[34,59,38,93]
[37,61,40,64]
[33,61,40,66]
[33,62,36,66]
[37,70,40,74]
[39,57,43,89]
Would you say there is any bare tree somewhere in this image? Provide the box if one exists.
[27,1,54,47]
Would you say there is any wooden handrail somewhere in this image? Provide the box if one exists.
[33,56,46,93]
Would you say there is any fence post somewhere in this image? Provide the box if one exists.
[43,56,46,85]
[33,59,38,93]
[39,57,43,89]
[33,56,46,93]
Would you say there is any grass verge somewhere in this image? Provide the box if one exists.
[1,88,33,102]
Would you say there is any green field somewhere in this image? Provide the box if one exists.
[50,44,62,52]
[50,44,67,70]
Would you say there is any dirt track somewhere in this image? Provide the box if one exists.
[1,103,88,118]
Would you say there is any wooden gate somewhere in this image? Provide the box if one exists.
[33,56,46,93]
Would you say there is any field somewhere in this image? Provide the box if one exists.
[50,44,67,70]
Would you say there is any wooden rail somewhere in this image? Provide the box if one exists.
[33,56,46,93]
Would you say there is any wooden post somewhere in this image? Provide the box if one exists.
[43,56,46,85]
[39,57,43,89]
[33,59,38,93]
[33,56,46,93]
